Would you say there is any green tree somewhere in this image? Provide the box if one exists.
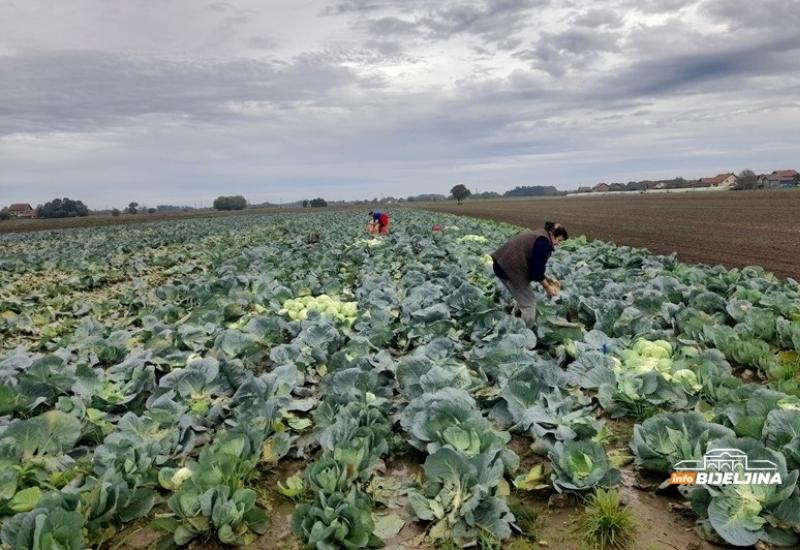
[111,208,121,217]
[0,208,10,221]
[450,184,471,204]
[36,198,90,218]
[309,198,327,207]
[126,202,139,214]
[213,195,247,210]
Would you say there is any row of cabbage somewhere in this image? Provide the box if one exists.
[1,210,800,548]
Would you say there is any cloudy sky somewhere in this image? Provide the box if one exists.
[1,0,799,207]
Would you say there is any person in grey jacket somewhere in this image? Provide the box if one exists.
[490,221,568,327]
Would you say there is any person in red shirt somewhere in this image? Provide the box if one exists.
[368,211,390,234]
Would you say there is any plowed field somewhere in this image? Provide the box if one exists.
[419,189,800,279]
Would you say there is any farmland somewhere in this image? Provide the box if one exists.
[419,189,800,279]
[2,210,800,549]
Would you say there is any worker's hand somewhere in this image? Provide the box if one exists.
[545,284,559,297]
[545,276,561,290]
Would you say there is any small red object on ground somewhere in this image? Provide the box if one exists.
[432,224,442,233]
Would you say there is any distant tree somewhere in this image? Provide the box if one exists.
[0,208,10,221]
[111,208,121,217]
[126,202,139,214]
[302,200,310,208]
[147,208,157,214]
[310,198,327,207]
[450,184,472,204]
[503,185,561,198]
[213,195,247,210]
[626,181,646,191]
[36,198,90,219]
[735,169,758,190]
[794,173,800,186]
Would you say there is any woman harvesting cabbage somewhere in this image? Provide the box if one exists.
[490,221,568,328]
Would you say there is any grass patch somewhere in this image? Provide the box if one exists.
[575,489,636,550]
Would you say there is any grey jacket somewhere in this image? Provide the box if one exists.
[491,229,551,288]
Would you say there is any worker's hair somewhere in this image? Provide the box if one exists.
[368,211,374,216]
[552,226,569,240]
[544,221,563,232]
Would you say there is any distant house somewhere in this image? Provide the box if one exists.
[8,203,35,218]
[765,169,798,188]
[699,173,736,188]
[652,181,667,190]
[687,179,710,188]
[592,183,610,193]
[577,186,592,193]
[608,183,627,192]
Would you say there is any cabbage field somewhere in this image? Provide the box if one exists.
[1,210,800,549]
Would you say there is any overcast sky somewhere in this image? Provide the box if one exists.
[1,0,799,207]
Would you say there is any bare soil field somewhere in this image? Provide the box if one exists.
[0,207,303,235]
[418,189,800,279]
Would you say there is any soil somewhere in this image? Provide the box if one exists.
[416,189,800,279]
[111,431,724,550]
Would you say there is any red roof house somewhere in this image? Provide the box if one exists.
[7,203,35,218]
[699,173,735,188]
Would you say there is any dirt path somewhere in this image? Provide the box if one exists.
[416,190,800,279]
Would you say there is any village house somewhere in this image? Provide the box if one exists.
[699,173,736,188]
[577,186,592,193]
[592,182,610,193]
[759,169,798,188]
[7,203,36,218]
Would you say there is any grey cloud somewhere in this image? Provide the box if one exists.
[365,16,419,35]
[703,0,800,30]
[418,0,546,44]
[573,8,624,28]
[2,0,800,206]
[323,0,400,16]
[603,36,800,99]
[361,40,406,57]
[208,2,235,12]
[225,15,251,25]
[353,0,546,47]
[247,36,277,50]
[0,51,373,135]
[515,28,621,76]
[628,0,699,13]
